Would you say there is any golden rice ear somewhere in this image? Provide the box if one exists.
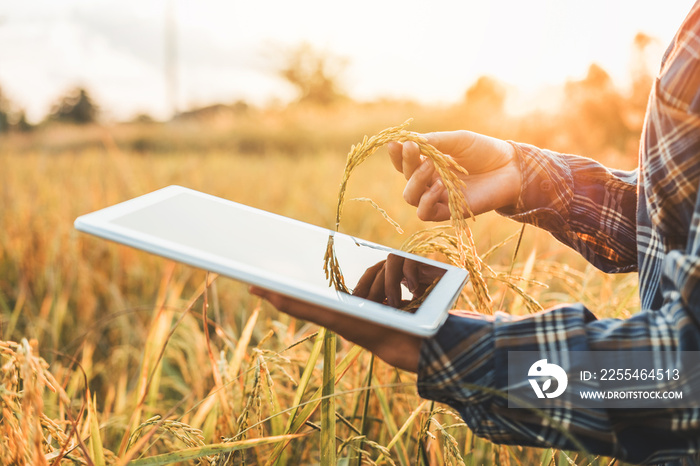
[325,120,492,312]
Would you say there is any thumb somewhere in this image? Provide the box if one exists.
[422,130,478,157]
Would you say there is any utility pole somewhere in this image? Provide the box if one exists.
[165,0,178,118]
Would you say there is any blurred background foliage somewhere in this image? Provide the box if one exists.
[1,34,654,162]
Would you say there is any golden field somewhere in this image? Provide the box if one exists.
[0,99,642,465]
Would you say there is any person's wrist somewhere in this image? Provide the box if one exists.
[376,333,422,373]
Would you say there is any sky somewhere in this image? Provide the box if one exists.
[0,0,696,122]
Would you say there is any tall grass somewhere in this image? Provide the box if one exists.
[0,108,640,464]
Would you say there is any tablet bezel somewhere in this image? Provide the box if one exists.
[74,185,469,337]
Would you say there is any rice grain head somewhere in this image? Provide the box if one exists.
[324,120,492,311]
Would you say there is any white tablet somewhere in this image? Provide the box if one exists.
[74,186,468,337]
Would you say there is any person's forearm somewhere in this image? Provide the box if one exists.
[418,301,700,464]
[497,142,638,273]
[250,286,422,372]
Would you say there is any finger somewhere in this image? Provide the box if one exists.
[367,264,387,303]
[252,287,421,373]
[416,179,451,222]
[401,141,423,180]
[250,286,296,315]
[250,285,339,328]
[384,254,404,308]
[388,141,404,173]
[353,260,385,298]
[418,263,447,283]
[443,164,520,216]
[402,257,420,293]
[403,159,437,207]
[426,131,518,175]
[250,285,277,303]
[250,286,293,314]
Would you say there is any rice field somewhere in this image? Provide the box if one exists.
[0,108,641,465]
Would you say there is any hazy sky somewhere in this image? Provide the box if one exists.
[0,0,695,122]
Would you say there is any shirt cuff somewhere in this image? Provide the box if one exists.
[496,142,574,232]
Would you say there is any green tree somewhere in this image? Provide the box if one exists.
[49,87,99,124]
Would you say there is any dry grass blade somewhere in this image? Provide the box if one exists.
[201,273,234,431]
[88,391,107,466]
[373,399,429,465]
[270,328,325,465]
[263,344,364,466]
[128,434,307,466]
[119,270,218,457]
[324,120,491,310]
[372,382,411,465]
[322,329,337,466]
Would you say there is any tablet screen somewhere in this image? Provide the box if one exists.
[109,192,448,313]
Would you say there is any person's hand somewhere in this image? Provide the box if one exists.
[353,254,445,308]
[387,131,521,221]
[249,286,423,372]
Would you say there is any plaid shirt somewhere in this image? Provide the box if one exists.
[417,3,700,464]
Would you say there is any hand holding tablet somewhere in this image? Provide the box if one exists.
[74,186,469,342]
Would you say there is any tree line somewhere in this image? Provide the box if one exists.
[0,86,99,133]
[0,34,655,160]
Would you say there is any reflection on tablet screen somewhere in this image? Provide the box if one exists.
[110,192,448,314]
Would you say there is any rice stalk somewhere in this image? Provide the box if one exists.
[119,269,218,457]
[373,399,429,465]
[429,417,465,466]
[239,350,264,439]
[126,415,208,455]
[489,274,545,313]
[419,406,467,466]
[350,197,404,234]
[338,435,396,466]
[264,344,364,466]
[401,225,545,313]
[88,391,107,466]
[2,282,26,341]
[479,229,522,261]
[0,339,111,465]
[253,350,285,437]
[372,382,410,466]
[119,264,176,457]
[127,434,306,466]
[354,353,375,466]
[324,119,492,311]
[202,273,235,433]
[269,329,324,465]
[321,329,337,465]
